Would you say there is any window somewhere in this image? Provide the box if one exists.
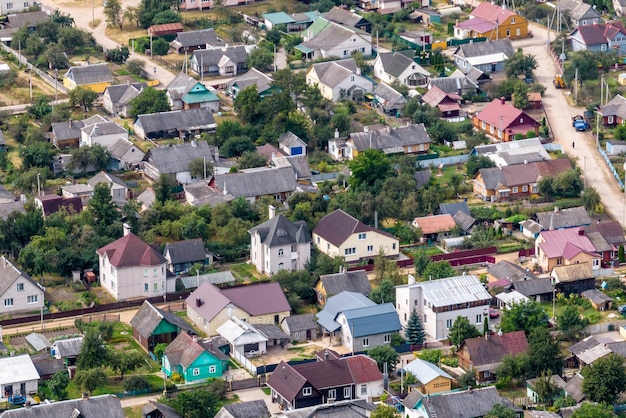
[384,334,391,343]
[343,50,348,56]
[446,319,453,328]
[27,295,37,304]
[143,268,148,277]
[481,121,486,129]
[350,76,355,82]
[511,17,516,23]
[361,384,367,395]
[23,1,28,6]
[392,243,397,250]
[153,268,158,277]
[367,245,374,252]
[209,365,216,373]
[303,387,312,396]
[153,283,158,291]
[344,387,351,398]
[520,118,524,123]
[144,284,149,292]
[111,280,116,290]
[609,116,615,124]
[317,237,320,244]
[358,233,367,240]
[278,249,284,257]
[192,368,200,376]
[344,248,356,255]
[362,338,369,347]
[6,3,12,9]
[516,28,521,36]
[361,47,365,52]
[601,44,607,51]
[593,259,600,267]
[110,265,114,274]
[476,314,481,324]
[278,262,284,270]
[328,389,336,399]
[556,257,563,266]
[512,187,518,193]
[16,283,24,292]
[522,185,528,192]
[506,30,510,37]
[4,298,13,307]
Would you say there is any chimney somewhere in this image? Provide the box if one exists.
[597,219,601,224]
[24,401,31,409]
[554,206,560,213]
[356,66,361,75]
[215,147,220,161]
[196,298,203,307]
[364,126,369,133]
[523,159,527,164]
[335,128,339,139]
[324,350,329,361]
[268,205,276,219]
[578,229,585,236]
[123,223,131,236]
[82,392,89,400]
[191,140,197,147]
[192,334,198,343]
[500,97,505,105]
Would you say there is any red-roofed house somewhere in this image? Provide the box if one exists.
[421,86,462,118]
[570,21,626,54]
[186,281,291,336]
[473,97,539,142]
[96,227,168,301]
[34,194,83,219]
[458,331,528,383]
[313,209,399,263]
[411,214,457,242]
[535,227,601,272]
[454,2,529,40]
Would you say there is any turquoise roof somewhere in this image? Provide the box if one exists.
[182,83,219,104]
[262,12,296,25]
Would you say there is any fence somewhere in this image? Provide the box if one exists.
[416,154,470,168]
[597,143,624,189]
[431,247,497,262]
[229,375,267,391]
[447,255,496,266]
[0,42,68,95]
[518,248,536,258]
[231,350,258,376]
[346,257,414,272]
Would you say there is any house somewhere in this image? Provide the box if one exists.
[607,139,626,155]
[130,300,194,355]
[217,316,289,356]
[148,22,183,37]
[184,181,236,208]
[569,21,626,53]
[454,3,528,40]
[316,291,401,352]
[453,39,515,74]
[373,82,406,116]
[226,68,275,99]
[328,124,431,161]
[278,132,307,156]
[313,209,399,263]
[186,281,291,336]
[411,214,457,242]
[268,355,383,410]
[162,332,229,383]
[396,275,491,340]
[137,188,155,212]
[535,207,592,231]
[63,63,113,93]
[106,138,145,171]
[102,83,145,117]
[473,159,572,202]
[5,11,49,29]
[50,116,102,150]
[581,289,613,310]
[458,331,528,382]
[0,355,39,400]
[510,278,554,302]
[402,358,454,395]
[373,52,430,87]
[296,18,372,60]
[163,238,211,275]
[315,270,371,306]
[166,72,220,112]
[50,337,83,365]
[558,0,602,28]
[272,155,313,182]
[0,256,45,316]
[34,194,82,218]
[274,400,376,417]
[0,394,124,418]
[210,166,299,203]
[248,208,312,275]
[262,11,319,32]
[134,109,217,141]
[473,97,540,141]
[281,313,318,342]
[170,29,224,53]
[190,45,250,77]
[401,30,433,47]
[438,201,471,217]
[584,220,626,264]
[142,400,182,418]
[487,260,538,287]
[215,400,271,418]
[566,336,612,368]
[428,74,480,97]
[527,375,567,405]
[471,138,551,168]
[403,386,523,418]
[88,171,130,204]
[551,263,596,296]
[495,290,529,309]
[324,6,371,32]
[142,141,216,184]
[536,227,601,273]
[305,58,374,102]
[30,353,64,381]
[95,227,169,301]
[421,86,462,118]
[0,185,24,220]
[599,94,626,127]
[80,120,128,148]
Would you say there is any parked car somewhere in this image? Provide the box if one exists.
[489,308,500,318]
[618,305,626,315]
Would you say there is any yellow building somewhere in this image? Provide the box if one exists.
[404,358,454,395]
[454,3,528,40]
[63,63,113,93]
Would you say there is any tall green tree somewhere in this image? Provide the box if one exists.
[128,87,169,117]
[162,381,227,418]
[369,279,395,304]
[74,367,107,395]
[154,174,176,204]
[233,85,261,124]
[20,141,54,169]
[405,309,426,345]
[527,327,563,378]
[533,371,562,406]
[69,87,98,111]
[582,353,626,404]
[88,183,119,234]
[448,316,481,348]
[499,300,548,335]
[348,149,392,191]
[370,405,401,418]
[48,370,70,400]
[77,328,109,369]
[108,349,144,379]
[422,260,456,280]
[557,305,589,341]
[368,345,400,373]
[571,403,617,418]
[104,0,122,29]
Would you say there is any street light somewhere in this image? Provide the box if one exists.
[623,161,626,227]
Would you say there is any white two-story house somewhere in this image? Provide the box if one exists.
[0,256,45,315]
[306,58,374,102]
[395,274,491,340]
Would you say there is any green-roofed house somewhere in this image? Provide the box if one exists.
[162,332,229,383]
[166,72,220,113]
[262,11,321,32]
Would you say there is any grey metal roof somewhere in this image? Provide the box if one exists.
[439,201,470,216]
[104,83,144,105]
[398,275,490,308]
[343,303,402,337]
[226,68,273,93]
[568,335,600,355]
[319,270,371,297]
[0,394,124,418]
[107,138,141,160]
[130,300,194,339]
[349,124,431,152]
[581,288,613,305]
[213,166,298,198]
[191,45,249,66]
[511,278,553,297]
[248,214,311,247]
[272,155,312,180]
[141,401,181,418]
[164,238,207,264]
[51,337,83,358]
[255,323,289,340]
[536,207,592,229]
[488,260,535,282]
[180,271,236,289]
[26,333,51,352]
[559,0,601,21]
[0,354,39,386]
[136,109,216,137]
[144,141,215,175]
[88,171,127,189]
[276,400,375,417]
[453,211,475,232]
[454,38,514,59]
[0,256,43,304]
[428,76,472,94]
[278,131,306,149]
[419,387,520,417]
[64,63,113,85]
[6,11,48,28]
[324,6,365,27]
[377,51,429,78]
[82,121,127,137]
[299,23,364,56]
[309,58,360,88]
[281,313,317,332]
[166,72,198,101]
[316,291,374,332]
[373,82,406,110]
[403,358,452,385]
[215,400,271,418]
[172,29,224,49]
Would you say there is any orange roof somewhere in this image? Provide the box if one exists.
[412,214,457,234]
[148,22,184,35]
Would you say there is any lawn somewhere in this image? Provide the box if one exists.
[67,374,168,399]
[229,262,264,282]
[123,406,143,418]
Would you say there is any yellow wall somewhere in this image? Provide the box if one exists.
[421,376,453,395]
[315,281,328,306]
[313,230,399,263]
[63,79,111,93]
[478,16,528,40]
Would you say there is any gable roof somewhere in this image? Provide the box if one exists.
[212,166,298,198]
[173,28,224,48]
[96,232,166,268]
[599,94,626,120]
[266,361,308,403]
[349,123,431,153]
[538,227,598,259]
[511,278,554,297]
[0,354,40,386]
[215,400,271,418]
[439,201,471,217]
[475,97,539,130]
[282,313,317,332]
[419,386,519,417]
[421,86,460,107]
[144,141,215,175]
[318,270,371,297]
[164,332,228,368]
[166,72,200,100]
[324,6,366,27]
[461,331,529,371]
[104,83,144,105]
[429,76,476,94]
[399,275,491,308]
[278,131,307,150]
[309,58,360,88]
[272,155,312,180]
[0,395,124,418]
[51,337,83,358]
[227,68,273,94]
[472,137,550,167]
[536,207,592,230]
[403,358,453,385]
[135,109,216,137]
[313,209,398,247]
[299,20,369,56]
[141,401,181,418]
[6,11,49,28]
[559,0,601,21]
[191,45,249,66]
[571,22,626,45]
[470,2,517,23]
[35,194,83,216]
[412,214,457,234]
[276,400,375,417]
[88,171,127,189]
[164,238,207,264]
[342,303,402,337]
[248,214,312,247]
[584,221,626,246]
[342,354,383,384]
[130,300,194,339]
[581,288,613,305]
[30,353,64,378]
[377,51,430,78]
[64,63,113,85]
[454,39,514,59]
[0,256,43,300]
[316,291,374,332]
[552,263,594,282]
[478,159,572,190]
[373,82,406,110]
[453,210,476,232]
[488,260,536,282]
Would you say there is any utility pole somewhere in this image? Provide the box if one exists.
[574,67,579,104]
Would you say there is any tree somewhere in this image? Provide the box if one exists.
[265,27,281,45]
[69,87,98,111]
[106,46,130,64]
[466,155,496,177]
[571,403,617,418]
[405,309,426,345]
[485,404,516,418]
[104,0,122,29]
[221,136,255,158]
[152,37,170,57]
[48,370,70,400]
[74,367,107,395]
[124,375,150,393]
[29,95,52,119]
[59,27,89,54]
[499,300,548,335]
[88,183,119,234]
[527,327,563,378]
[620,244,625,263]
[152,10,182,24]
[422,260,456,280]
[370,405,401,418]
[581,187,601,213]
[532,371,562,406]
[234,86,261,123]
[163,382,227,418]
[512,80,529,109]
[51,10,75,27]
[448,316,481,348]
[77,328,109,369]
[348,149,392,191]
[504,50,537,79]
[129,87,169,117]
[189,158,212,179]
[237,151,266,169]
[582,353,626,404]
[368,345,400,373]
[44,43,69,69]
[126,59,145,76]
[557,305,589,341]
[247,45,274,70]
[369,279,395,304]
[20,141,54,169]
[108,349,144,379]
[154,174,176,204]
[418,349,442,365]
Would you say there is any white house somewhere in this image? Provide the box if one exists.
[306,58,374,102]
[0,355,40,400]
[0,256,45,316]
[395,275,491,340]
[95,225,169,301]
[373,52,430,87]
[80,121,129,148]
[296,18,372,61]
[88,171,130,204]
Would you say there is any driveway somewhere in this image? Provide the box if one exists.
[511,24,626,225]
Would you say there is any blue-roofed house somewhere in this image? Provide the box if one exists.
[402,358,454,395]
[316,291,402,352]
[262,11,320,32]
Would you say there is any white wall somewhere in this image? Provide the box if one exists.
[0,276,44,315]
[100,255,167,301]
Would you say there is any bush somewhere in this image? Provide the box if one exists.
[171,372,184,383]
[124,375,150,393]
[440,356,458,367]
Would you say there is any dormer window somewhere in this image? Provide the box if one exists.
[303,387,312,396]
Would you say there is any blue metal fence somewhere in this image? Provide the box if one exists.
[598,144,624,189]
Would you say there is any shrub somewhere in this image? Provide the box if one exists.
[171,372,184,383]
[124,375,150,393]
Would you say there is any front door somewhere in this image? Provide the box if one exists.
[306,329,311,340]
[20,383,25,396]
